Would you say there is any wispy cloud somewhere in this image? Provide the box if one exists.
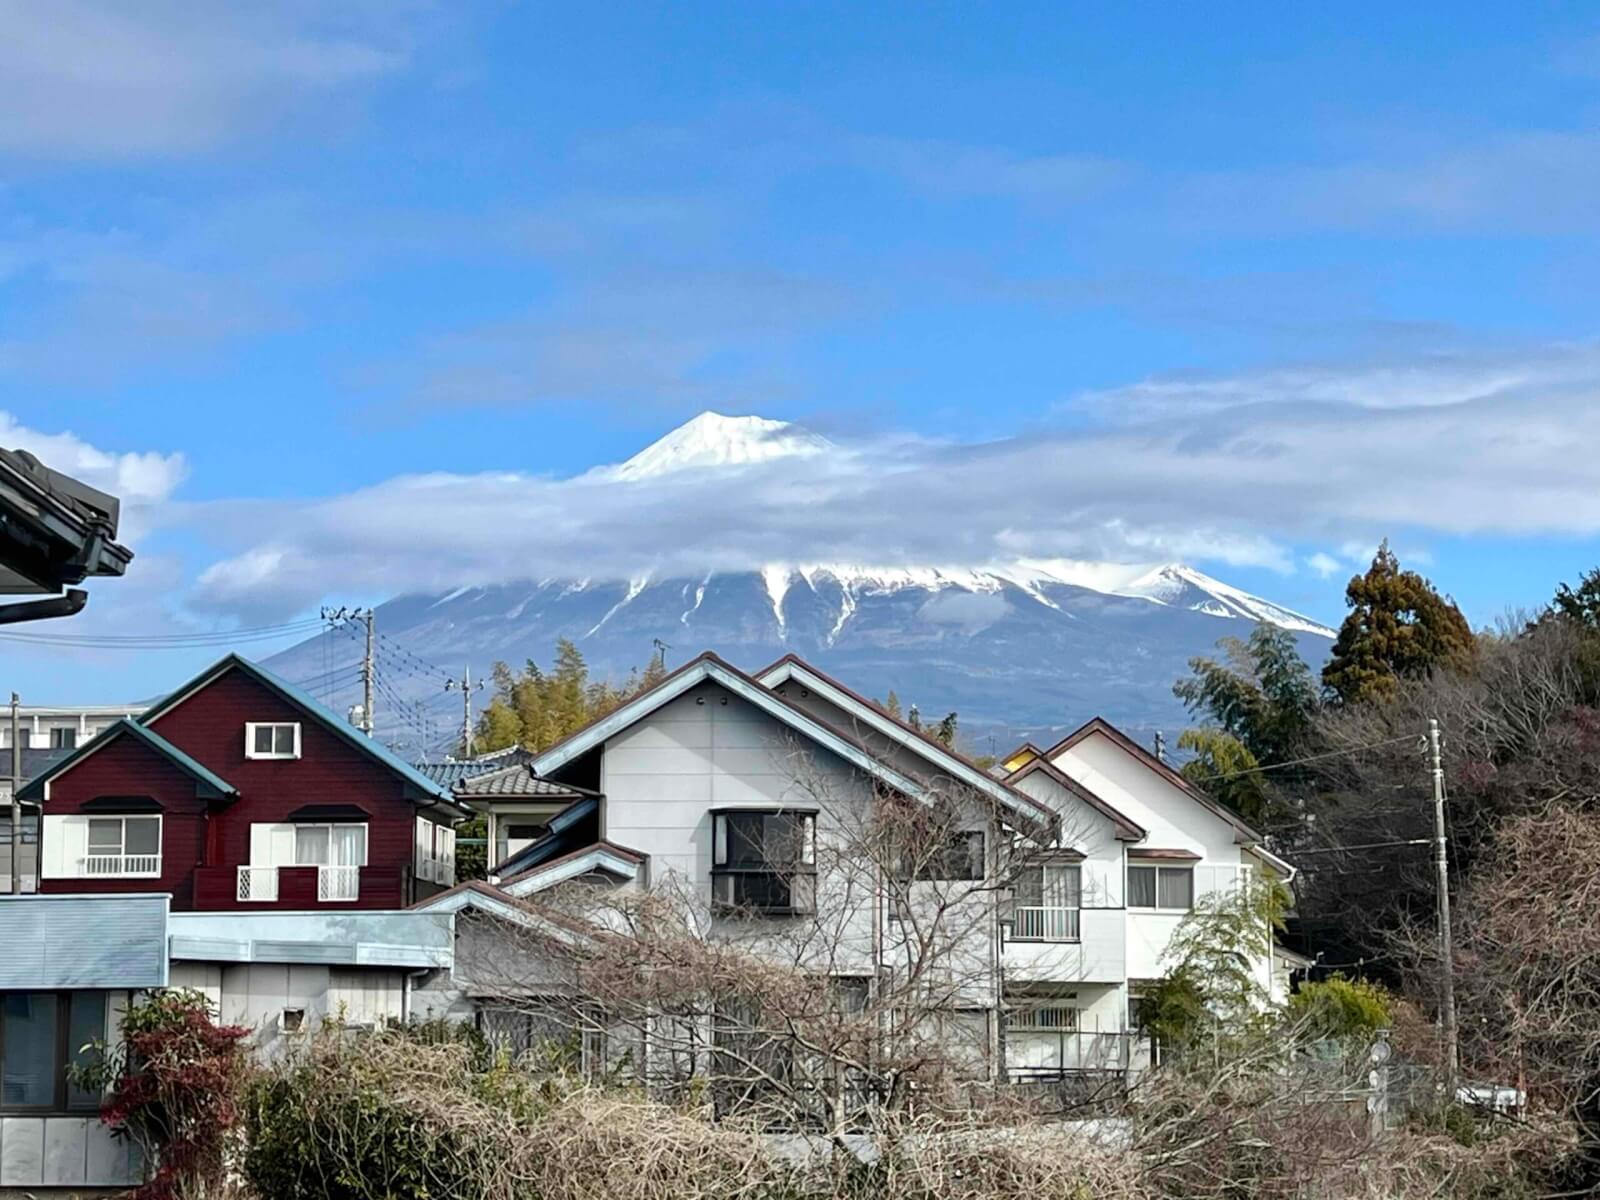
[360,266,865,415]
[0,1,416,162]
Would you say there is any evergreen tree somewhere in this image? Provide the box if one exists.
[1177,728,1269,825]
[1322,541,1475,705]
[932,712,958,748]
[1551,567,1600,630]
[470,641,664,755]
[883,690,902,719]
[1174,624,1318,767]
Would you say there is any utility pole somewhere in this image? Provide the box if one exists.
[321,606,375,736]
[10,693,20,896]
[444,667,484,759]
[1154,731,1166,763]
[1429,717,1459,1093]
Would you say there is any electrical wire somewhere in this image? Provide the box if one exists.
[0,620,328,649]
[1188,732,1417,783]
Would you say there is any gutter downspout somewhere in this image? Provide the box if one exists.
[0,588,88,625]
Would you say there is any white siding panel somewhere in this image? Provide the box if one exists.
[85,1117,137,1185]
[168,962,224,1010]
[42,1118,88,1187]
[0,1117,44,1187]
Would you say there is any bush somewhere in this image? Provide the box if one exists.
[1288,976,1392,1045]
[78,988,251,1200]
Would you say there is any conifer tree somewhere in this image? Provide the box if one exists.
[1322,541,1474,705]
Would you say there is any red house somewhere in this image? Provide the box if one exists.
[22,654,469,911]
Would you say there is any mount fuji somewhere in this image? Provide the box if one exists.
[266,413,1334,755]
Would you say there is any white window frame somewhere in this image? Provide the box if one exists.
[244,722,301,760]
[82,814,163,877]
[292,823,368,867]
[1127,863,1195,913]
[1008,1004,1079,1032]
[1011,862,1082,941]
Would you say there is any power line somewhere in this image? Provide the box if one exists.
[1189,732,1417,783]
[1290,838,1431,855]
[0,617,326,649]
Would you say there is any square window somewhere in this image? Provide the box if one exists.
[1157,867,1194,911]
[124,817,160,856]
[1128,865,1156,908]
[51,728,76,750]
[246,723,300,759]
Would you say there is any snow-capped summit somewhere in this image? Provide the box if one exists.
[269,413,1339,742]
[608,412,833,481]
[1113,564,1337,638]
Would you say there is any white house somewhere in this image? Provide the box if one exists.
[415,651,1296,1087]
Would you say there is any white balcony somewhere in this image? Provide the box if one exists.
[237,865,279,902]
[83,854,161,877]
[1004,908,1125,983]
[318,864,360,902]
[1010,906,1080,941]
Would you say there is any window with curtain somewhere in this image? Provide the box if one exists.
[294,823,367,866]
[1127,864,1194,911]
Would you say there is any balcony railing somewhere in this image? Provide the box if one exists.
[1010,906,1080,941]
[318,865,360,902]
[237,865,279,902]
[83,853,161,877]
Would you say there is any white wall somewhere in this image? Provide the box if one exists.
[167,961,407,1056]
[1050,731,1275,992]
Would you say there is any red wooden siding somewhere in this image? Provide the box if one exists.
[41,664,453,912]
[38,733,210,909]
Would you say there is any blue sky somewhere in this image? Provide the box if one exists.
[8,2,1600,698]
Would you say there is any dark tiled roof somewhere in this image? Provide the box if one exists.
[492,796,602,879]
[457,764,593,798]
[414,747,535,788]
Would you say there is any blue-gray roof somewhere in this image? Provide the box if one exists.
[493,795,600,879]
[413,746,536,789]
[140,654,469,815]
[19,717,237,803]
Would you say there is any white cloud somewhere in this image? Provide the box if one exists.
[0,2,413,161]
[0,411,186,507]
[21,337,1600,626]
[1306,552,1342,579]
[162,338,1600,620]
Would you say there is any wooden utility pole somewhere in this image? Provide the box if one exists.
[1429,717,1459,1092]
[10,693,21,896]
[444,667,484,758]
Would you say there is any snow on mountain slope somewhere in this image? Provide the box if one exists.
[606,412,832,480]
[1112,564,1337,638]
[266,412,1337,746]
